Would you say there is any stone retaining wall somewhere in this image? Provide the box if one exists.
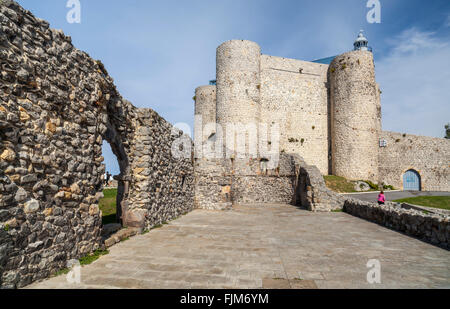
[343,199,449,249]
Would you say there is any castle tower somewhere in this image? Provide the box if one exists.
[216,40,262,158]
[329,35,380,182]
[194,85,217,153]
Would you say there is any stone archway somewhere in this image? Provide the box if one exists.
[102,119,130,226]
[403,169,421,191]
[99,93,137,228]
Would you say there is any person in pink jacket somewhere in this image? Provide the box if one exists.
[377,191,386,205]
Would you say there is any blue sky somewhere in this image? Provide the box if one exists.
[17,0,450,175]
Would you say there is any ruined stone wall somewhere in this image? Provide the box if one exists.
[0,0,193,288]
[344,199,449,249]
[260,55,329,175]
[293,155,345,212]
[379,131,450,191]
[329,50,380,182]
[230,154,298,205]
[194,156,296,210]
[194,158,232,210]
[124,110,194,229]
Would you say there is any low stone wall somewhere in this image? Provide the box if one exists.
[194,153,345,212]
[400,203,450,216]
[343,199,449,249]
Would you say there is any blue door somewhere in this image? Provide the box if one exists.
[403,170,421,191]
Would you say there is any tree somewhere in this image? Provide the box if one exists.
[446,124,450,139]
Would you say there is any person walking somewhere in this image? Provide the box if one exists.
[377,191,386,205]
[105,172,111,186]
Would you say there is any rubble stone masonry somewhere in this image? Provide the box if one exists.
[0,0,193,288]
[379,131,450,191]
[1,0,449,289]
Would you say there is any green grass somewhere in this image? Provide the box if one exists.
[323,176,392,193]
[393,196,450,211]
[324,176,357,193]
[99,189,117,225]
[54,268,70,277]
[79,250,110,266]
[52,250,110,278]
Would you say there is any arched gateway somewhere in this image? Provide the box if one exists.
[403,170,421,191]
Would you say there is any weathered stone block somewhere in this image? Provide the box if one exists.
[24,199,40,214]
[0,149,16,162]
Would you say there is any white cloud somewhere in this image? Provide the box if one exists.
[377,28,450,138]
[386,28,446,54]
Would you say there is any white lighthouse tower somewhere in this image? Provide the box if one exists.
[354,30,371,51]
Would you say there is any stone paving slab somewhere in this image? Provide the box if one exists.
[27,204,450,289]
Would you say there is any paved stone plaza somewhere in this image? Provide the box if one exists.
[27,204,450,289]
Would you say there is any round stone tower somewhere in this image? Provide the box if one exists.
[194,85,216,144]
[216,40,261,158]
[329,50,380,182]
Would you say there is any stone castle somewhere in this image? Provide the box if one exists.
[0,1,449,288]
[193,35,450,209]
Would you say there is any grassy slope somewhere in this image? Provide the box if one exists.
[99,189,118,225]
[394,196,450,211]
[323,176,357,193]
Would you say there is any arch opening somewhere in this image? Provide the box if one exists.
[102,119,130,227]
[403,169,421,191]
[100,141,120,225]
